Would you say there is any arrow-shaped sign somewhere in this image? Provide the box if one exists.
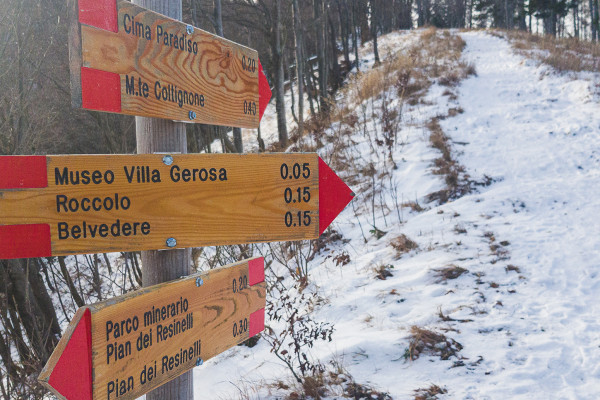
[0,153,353,259]
[39,257,266,400]
[70,0,271,127]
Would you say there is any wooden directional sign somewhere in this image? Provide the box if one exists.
[70,0,272,127]
[0,154,353,259]
[39,257,266,400]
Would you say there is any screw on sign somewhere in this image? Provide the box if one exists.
[39,258,266,400]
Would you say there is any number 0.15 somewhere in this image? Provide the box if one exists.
[285,211,311,227]
[284,187,311,203]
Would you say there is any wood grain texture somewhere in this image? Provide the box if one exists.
[0,153,319,257]
[68,0,83,108]
[131,0,193,396]
[39,258,265,400]
[91,258,265,399]
[74,0,259,128]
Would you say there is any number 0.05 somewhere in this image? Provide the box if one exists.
[280,163,310,180]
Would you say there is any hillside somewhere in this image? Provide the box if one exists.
[191,29,600,400]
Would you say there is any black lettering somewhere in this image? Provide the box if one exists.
[99,224,109,237]
[123,14,131,34]
[92,170,102,184]
[182,168,190,182]
[71,225,81,239]
[170,165,180,182]
[110,219,121,237]
[68,198,79,212]
[107,381,115,399]
[134,21,145,37]
[125,75,135,95]
[58,222,69,239]
[56,195,67,212]
[81,198,90,211]
[156,25,163,43]
[55,168,68,185]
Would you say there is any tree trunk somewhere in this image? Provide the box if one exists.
[314,0,328,113]
[352,0,360,71]
[370,1,380,64]
[132,0,193,399]
[328,13,342,91]
[590,0,597,40]
[517,0,527,30]
[336,0,351,70]
[275,0,288,146]
[594,0,600,40]
[57,256,84,307]
[292,0,304,141]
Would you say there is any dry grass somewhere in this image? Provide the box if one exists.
[351,27,474,107]
[426,117,469,204]
[501,29,600,73]
[372,264,394,280]
[505,264,521,273]
[402,200,424,212]
[390,234,419,256]
[414,384,448,400]
[405,326,463,361]
[434,265,468,282]
[282,366,392,400]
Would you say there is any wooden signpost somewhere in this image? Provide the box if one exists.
[70,0,271,127]
[39,257,266,400]
[0,153,354,259]
[25,1,355,399]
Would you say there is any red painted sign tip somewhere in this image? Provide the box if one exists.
[0,156,48,189]
[79,0,118,32]
[248,257,265,286]
[249,308,265,338]
[47,308,93,400]
[0,224,52,260]
[318,157,354,235]
[258,60,272,122]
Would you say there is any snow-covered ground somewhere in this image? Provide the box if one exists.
[186,30,600,399]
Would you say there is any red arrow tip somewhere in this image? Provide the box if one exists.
[318,157,355,235]
[46,308,93,400]
[258,60,271,122]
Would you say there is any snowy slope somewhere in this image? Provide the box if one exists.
[187,30,600,400]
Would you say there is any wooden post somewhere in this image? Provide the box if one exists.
[132,1,193,399]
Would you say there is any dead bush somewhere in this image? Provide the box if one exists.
[402,200,424,212]
[373,264,394,280]
[414,384,448,400]
[503,29,600,73]
[405,326,463,361]
[505,264,521,273]
[282,364,392,400]
[435,265,468,282]
[390,234,419,256]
